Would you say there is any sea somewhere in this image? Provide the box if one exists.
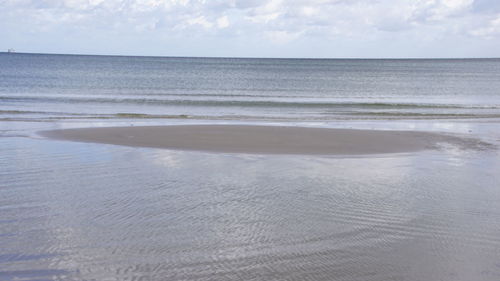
[1,53,500,281]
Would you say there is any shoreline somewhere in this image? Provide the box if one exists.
[39,125,489,155]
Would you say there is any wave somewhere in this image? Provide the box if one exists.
[2,96,499,109]
[3,112,500,123]
[0,109,88,115]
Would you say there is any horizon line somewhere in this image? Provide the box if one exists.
[1,51,499,60]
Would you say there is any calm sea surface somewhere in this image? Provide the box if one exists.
[1,53,500,281]
[2,53,500,122]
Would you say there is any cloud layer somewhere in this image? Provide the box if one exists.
[1,0,500,57]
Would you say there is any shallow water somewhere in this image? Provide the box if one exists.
[2,54,500,280]
[2,130,500,281]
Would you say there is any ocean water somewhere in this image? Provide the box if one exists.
[2,53,500,122]
[1,53,500,281]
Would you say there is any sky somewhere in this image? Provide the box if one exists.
[1,0,500,58]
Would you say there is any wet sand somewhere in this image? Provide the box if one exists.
[39,125,485,155]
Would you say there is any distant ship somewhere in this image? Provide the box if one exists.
[7,48,15,53]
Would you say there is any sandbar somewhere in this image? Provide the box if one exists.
[40,125,485,155]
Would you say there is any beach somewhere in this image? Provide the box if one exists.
[2,54,500,281]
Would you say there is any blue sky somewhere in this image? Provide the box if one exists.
[1,0,500,58]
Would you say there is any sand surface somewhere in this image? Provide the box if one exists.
[40,125,485,155]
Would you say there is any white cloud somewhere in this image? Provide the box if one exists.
[185,15,213,29]
[216,15,229,28]
[1,0,499,57]
[470,15,500,38]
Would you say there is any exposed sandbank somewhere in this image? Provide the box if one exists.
[40,125,487,155]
